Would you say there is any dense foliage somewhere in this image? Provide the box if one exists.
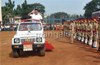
[84,0,100,18]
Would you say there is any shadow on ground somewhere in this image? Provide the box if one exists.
[86,55,100,63]
[9,50,53,58]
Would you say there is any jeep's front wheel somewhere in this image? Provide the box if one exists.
[13,50,20,58]
[40,47,45,56]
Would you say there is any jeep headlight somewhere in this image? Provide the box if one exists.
[36,37,42,42]
[14,38,20,43]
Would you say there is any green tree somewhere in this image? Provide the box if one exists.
[14,5,22,16]
[50,12,70,18]
[21,0,28,19]
[70,14,81,18]
[84,0,100,18]
[5,0,15,15]
[2,6,12,24]
[79,14,84,18]
[2,0,15,24]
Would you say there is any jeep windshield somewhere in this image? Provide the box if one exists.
[19,23,42,31]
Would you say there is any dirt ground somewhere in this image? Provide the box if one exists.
[0,31,100,65]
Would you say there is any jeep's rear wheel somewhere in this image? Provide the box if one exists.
[40,47,45,56]
[13,50,20,58]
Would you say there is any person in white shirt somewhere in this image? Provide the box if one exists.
[28,8,43,23]
[7,25,10,31]
[5,25,7,31]
[1,25,4,31]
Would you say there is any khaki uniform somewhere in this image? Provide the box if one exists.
[69,23,74,43]
[93,23,98,41]
[80,24,82,39]
[81,23,84,42]
[87,24,92,45]
[59,23,62,34]
[91,23,93,37]
[63,23,66,34]
[84,23,88,44]
[92,23,98,48]
[78,24,81,41]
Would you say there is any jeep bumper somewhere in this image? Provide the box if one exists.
[12,44,45,50]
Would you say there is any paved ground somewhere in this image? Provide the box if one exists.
[0,31,100,65]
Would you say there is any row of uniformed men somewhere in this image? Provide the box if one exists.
[63,19,100,50]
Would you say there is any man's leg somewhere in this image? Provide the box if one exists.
[78,31,81,41]
[84,33,87,44]
[88,33,92,46]
[76,32,79,40]
[78,31,80,41]
[73,32,76,39]
[70,33,73,43]
[80,31,82,42]
[92,34,97,48]
[68,31,70,36]
[81,33,84,42]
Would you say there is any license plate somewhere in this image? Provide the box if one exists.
[23,44,33,51]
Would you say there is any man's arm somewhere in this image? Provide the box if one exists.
[39,15,43,21]
[28,11,35,16]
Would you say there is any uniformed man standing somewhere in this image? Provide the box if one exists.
[81,19,84,42]
[92,20,98,48]
[84,19,88,44]
[87,19,92,46]
[69,21,74,44]
[79,20,83,42]
[78,20,81,41]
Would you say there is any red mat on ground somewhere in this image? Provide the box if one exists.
[45,41,54,50]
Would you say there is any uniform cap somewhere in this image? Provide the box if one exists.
[81,19,84,22]
[88,18,91,23]
[78,20,81,23]
[93,17,98,23]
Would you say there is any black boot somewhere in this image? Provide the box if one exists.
[92,46,97,48]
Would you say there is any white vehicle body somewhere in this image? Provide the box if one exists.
[12,22,45,57]
[12,22,45,45]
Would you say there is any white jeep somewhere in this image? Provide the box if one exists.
[12,22,45,58]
